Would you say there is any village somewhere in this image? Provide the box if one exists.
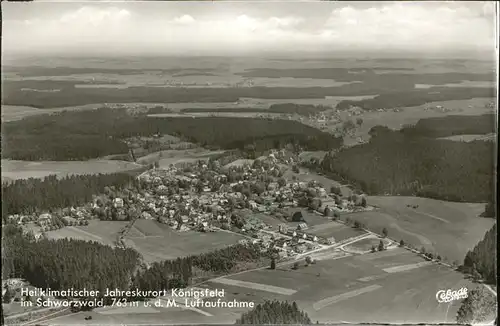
[6,149,371,259]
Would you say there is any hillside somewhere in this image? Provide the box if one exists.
[2,108,342,161]
[319,124,495,203]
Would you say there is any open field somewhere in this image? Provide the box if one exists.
[136,149,226,167]
[1,159,144,182]
[307,221,366,242]
[344,236,392,253]
[338,97,495,146]
[201,247,479,324]
[283,167,352,197]
[125,220,246,262]
[45,221,127,246]
[347,196,494,263]
[439,133,496,142]
[281,209,332,228]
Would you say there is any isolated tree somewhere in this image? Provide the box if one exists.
[399,240,405,247]
[382,227,388,237]
[270,258,276,270]
[305,256,312,265]
[457,287,496,324]
[292,262,299,270]
[356,118,363,126]
[378,240,385,252]
[330,186,342,196]
[353,221,362,229]
[361,197,367,207]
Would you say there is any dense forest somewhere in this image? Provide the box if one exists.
[2,173,138,220]
[319,125,494,202]
[456,287,497,324]
[2,225,140,296]
[181,103,331,117]
[235,300,312,324]
[401,114,496,138]
[463,224,496,284]
[2,227,264,301]
[3,76,494,108]
[3,108,341,161]
[336,87,495,110]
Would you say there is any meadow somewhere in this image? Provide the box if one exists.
[1,159,144,182]
[45,221,128,247]
[136,149,226,167]
[346,196,495,263]
[307,221,366,242]
[205,247,479,324]
[125,220,246,263]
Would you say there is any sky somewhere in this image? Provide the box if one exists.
[2,1,497,58]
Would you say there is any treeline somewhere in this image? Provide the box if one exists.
[235,300,312,324]
[238,68,494,84]
[182,103,330,117]
[2,173,138,220]
[336,87,495,110]
[319,126,494,202]
[230,134,342,157]
[2,227,264,301]
[463,224,496,285]
[401,114,496,138]
[132,244,263,293]
[3,108,341,161]
[4,75,494,108]
[2,225,140,295]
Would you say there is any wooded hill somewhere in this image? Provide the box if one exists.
[319,124,495,202]
[463,224,497,285]
[2,108,341,161]
[2,226,265,302]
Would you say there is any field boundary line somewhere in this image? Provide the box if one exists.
[211,277,297,295]
[313,284,382,310]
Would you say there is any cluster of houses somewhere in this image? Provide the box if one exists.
[6,148,367,255]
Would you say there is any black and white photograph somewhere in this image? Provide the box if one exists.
[1,1,498,325]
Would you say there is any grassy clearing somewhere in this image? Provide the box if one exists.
[124,220,245,263]
[136,149,226,166]
[46,221,127,246]
[344,237,392,252]
[348,196,494,263]
[1,159,144,182]
[337,97,495,146]
[307,221,366,242]
[439,133,496,142]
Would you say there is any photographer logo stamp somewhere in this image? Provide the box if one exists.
[436,287,468,303]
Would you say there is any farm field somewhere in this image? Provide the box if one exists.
[125,220,246,262]
[439,133,496,142]
[338,97,495,146]
[348,196,495,263]
[343,236,392,253]
[201,247,480,324]
[281,209,332,229]
[307,221,366,242]
[136,149,226,167]
[45,221,127,246]
[283,167,352,197]
[1,159,144,182]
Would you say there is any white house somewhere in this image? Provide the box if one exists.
[114,198,124,208]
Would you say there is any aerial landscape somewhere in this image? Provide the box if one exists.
[1,1,497,326]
